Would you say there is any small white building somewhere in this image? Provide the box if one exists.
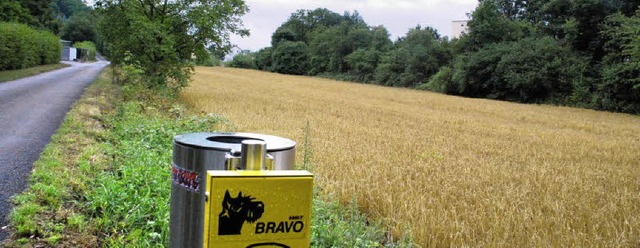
[451,20,469,39]
[60,40,77,61]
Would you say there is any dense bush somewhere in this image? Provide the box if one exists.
[594,11,640,113]
[73,41,96,61]
[0,22,61,70]
[418,66,454,93]
[61,12,97,44]
[226,51,256,69]
[451,37,585,103]
[0,0,34,24]
[272,41,309,75]
[194,53,221,67]
[375,26,451,87]
[345,48,381,82]
[253,47,274,71]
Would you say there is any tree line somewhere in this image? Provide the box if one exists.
[229,1,640,115]
[1,0,98,44]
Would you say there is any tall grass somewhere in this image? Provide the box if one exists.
[182,67,640,247]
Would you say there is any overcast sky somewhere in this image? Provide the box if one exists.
[230,0,479,52]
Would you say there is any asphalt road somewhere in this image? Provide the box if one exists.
[0,60,109,240]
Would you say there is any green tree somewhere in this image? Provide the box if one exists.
[271,8,343,47]
[374,26,450,88]
[266,8,393,79]
[306,27,337,75]
[451,37,585,103]
[0,0,35,24]
[272,41,308,75]
[569,0,617,60]
[306,11,370,75]
[51,0,90,19]
[419,66,455,93]
[374,47,406,86]
[61,11,96,43]
[227,50,256,69]
[596,10,640,113]
[618,0,640,16]
[96,0,248,93]
[254,47,273,71]
[493,0,620,60]
[493,0,528,20]
[459,0,541,55]
[369,25,392,51]
[311,25,368,74]
[344,25,392,82]
[345,48,381,82]
[463,0,520,51]
[21,0,61,32]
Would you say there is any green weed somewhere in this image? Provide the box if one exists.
[67,213,88,231]
[9,202,43,235]
[85,101,224,247]
[311,194,415,247]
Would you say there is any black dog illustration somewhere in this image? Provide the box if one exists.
[218,190,264,235]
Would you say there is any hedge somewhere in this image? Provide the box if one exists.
[73,41,97,62]
[0,22,61,70]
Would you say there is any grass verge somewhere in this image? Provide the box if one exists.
[0,63,70,82]
[3,67,118,247]
[3,66,406,247]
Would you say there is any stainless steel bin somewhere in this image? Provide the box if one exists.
[169,132,296,247]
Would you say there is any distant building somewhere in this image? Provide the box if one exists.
[61,40,77,61]
[451,20,469,39]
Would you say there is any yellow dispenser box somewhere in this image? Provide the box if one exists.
[204,170,313,248]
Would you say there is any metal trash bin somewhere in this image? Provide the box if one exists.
[170,132,296,247]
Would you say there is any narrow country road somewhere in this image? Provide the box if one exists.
[0,60,109,240]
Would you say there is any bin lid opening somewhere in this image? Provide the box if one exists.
[206,136,263,144]
[174,132,295,152]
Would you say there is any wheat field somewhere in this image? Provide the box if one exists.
[182,67,640,247]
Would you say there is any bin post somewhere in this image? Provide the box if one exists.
[241,140,266,171]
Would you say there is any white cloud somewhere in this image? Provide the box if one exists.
[246,0,476,10]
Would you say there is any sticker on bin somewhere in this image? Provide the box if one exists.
[171,163,201,193]
[203,170,313,248]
